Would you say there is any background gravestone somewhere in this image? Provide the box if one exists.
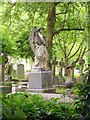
[17,64,24,80]
[0,64,2,81]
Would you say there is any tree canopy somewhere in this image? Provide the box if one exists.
[1,1,90,69]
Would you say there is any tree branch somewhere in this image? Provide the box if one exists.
[68,38,77,56]
[68,37,85,59]
[11,1,17,8]
[74,47,87,64]
[63,41,67,59]
[53,28,85,35]
[54,2,60,6]
[80,47,87,59]
[56,12,67,15]
[74,47,82,64]
[58,40,65,55]
[85,49,90,53]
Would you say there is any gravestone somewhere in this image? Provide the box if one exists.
[51,57,58,84]
[66,68,71,77]
[12,84,19,93]
[77,58,85,83]
[17,64,24,80]
[0,64,2,81]
[8,64,13,77]
[59,58,64,77]
[28,69,55,93]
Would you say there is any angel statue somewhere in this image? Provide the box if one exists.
[29,26,47,70]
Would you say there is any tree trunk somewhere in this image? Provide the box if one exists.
[46,3,56,70]
[88,2,90,70]
[87,2,90,84]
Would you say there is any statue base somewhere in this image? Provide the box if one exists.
[32,67,48,72]
[28,70,55,93]
[27,88,55,93]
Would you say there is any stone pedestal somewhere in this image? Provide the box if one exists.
[27,71,55,93]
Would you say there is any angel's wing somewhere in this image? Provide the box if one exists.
[29,27,36,53]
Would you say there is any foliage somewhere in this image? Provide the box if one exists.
[2,83,90,120]
[1,2,89,65]
[2,81,17,86]
[73,84,90,119]
[1,2,48,60]
[56,87,66,94]
[2,92,77,120]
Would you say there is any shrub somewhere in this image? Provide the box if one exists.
[73,84,90,119]
[2,84,90,120]
[2,92,77,120]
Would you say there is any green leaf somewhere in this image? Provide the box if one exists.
[14,107,26,120]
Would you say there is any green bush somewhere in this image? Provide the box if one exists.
[1,84,90,120]
[73,84,90,119]
[2,92,77,120]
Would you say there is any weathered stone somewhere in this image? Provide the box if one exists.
[65,80,74,88]
[27,88,55,93]
[28,71,55,93]
[0,64,2,81]
[17,64,24,80]
[12,84,18,93]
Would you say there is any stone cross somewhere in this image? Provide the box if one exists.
[70,61,75,79]
[59,58,64,77]
[51,57,58,84]
[79,58,85,77]
[79,58,85,83]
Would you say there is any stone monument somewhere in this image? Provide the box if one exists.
[17,63,24,80]
[28,26,55,93]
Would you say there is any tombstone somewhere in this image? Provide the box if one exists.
[17,64,24,80]
[70,61,75,79]
[8,64,13,77]
[12,69,17,80]
[79,58,85,77]
[5,63,13,81]
[0,64,2,81]
[1,53,8,82]
[66,68,71,77]
[51,57,58,84]
[59,58,63,77]
[65,61,75,79]
[12,84,18,93]
[28,68,55,93]
[77,58,85,83]
[58,58,65,84]
[1,63,6,82]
